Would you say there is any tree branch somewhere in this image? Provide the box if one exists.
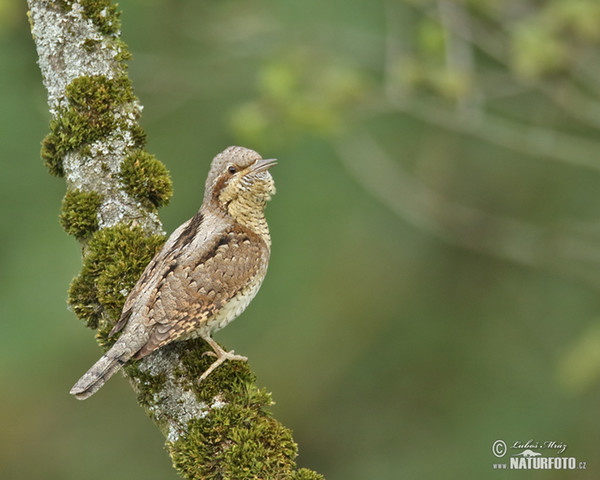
[335,130,600,290]
[412,0,600,129]
[28,1,322,478]
[382,95,600,173]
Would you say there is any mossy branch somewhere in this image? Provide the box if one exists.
[27,1,323,478]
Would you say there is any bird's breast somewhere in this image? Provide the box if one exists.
[208,275,265,332]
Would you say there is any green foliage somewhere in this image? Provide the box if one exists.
[41,74,141,176]
[510,0,600,80]
[68,224,165,340]
[547,0,600,42]
[402,19,472,100]
[511,19,570,80]
[230,50,367,147]
[417,17,446,57]
[118,150,173,209]
[59,189,102,239]
[396,0,600,98]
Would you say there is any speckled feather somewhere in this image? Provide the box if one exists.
[133,224,269,358]
[70,146,275,400]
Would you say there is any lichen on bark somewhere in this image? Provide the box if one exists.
[28,0,323,478]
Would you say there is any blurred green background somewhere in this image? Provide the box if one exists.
[3,0,600,478]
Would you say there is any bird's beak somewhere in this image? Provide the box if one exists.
[250,158,277,173]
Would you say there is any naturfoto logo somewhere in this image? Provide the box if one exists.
[491,439,587,471]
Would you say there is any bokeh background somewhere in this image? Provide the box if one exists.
[3,0,600,478]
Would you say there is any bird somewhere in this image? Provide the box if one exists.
[70,146,276,400]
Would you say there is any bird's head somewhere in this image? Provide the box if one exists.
[203,146,276,221]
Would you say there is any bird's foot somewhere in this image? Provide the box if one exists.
[198,349,248,384]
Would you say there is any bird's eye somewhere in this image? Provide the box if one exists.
[227,165,237,175]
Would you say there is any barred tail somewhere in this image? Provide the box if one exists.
[69,340,136,400]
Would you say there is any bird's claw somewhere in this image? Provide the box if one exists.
[197,349,248,384]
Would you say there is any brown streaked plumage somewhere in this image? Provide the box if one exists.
[70,146,276,400]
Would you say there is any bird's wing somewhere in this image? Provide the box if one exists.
[110,213,207,337]
[134,225,269,358]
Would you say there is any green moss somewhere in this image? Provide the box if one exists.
[81,0,121,36]
[68,224,165,342]
[80,144,93,158]
[41,130,64,176]
[294,468,325,480]
[125,363,168,407]
[42,109,94,177]
[173,338,254,404]
[59,189,102,239]
[168,402,299,480]
[82,38,101,52]
[81,36,132,62]
[69,273,102,329]
[114,37,133,62]
[53,0,72,12]
[163,339,326,479]
[41,74,138,177]
[129,122,148,148]
[119,151,173,209]
[66,74,134,115]
[41,0,136,176]
[56,0,122,36]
